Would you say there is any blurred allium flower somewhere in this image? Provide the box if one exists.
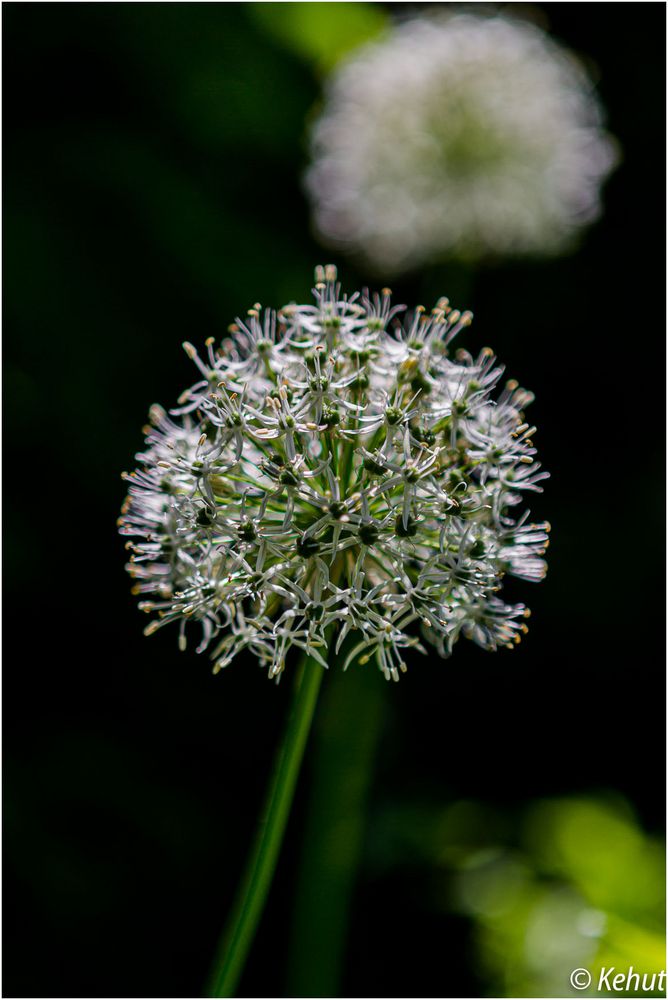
[119,267,549,681]
[306,14,618,274]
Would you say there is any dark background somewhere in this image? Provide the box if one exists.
[3,3,665,998]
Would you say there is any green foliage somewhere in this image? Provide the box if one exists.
[368,794,665,997]
[248,2,388,72]
[453,798,666,997]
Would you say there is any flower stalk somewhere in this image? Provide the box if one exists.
[205,649,324,998]
[287,661,385,997]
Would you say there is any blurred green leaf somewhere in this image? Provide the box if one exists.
[248,2,388,72]
[525,798,665,927]
[447,796,666,997]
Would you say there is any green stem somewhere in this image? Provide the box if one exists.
[287,663,385,997]
[205,653,324,998]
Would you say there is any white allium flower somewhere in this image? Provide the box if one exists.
[119,266,549,682]
[306,14,618,274]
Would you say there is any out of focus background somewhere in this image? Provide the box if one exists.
[3,3,665,998]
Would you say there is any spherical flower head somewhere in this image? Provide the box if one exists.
[119,266,549,682]
[305,13,618,275]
